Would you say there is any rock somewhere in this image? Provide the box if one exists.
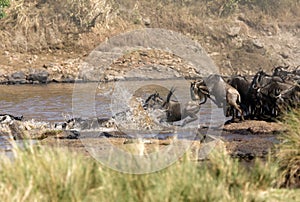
[227,26,241,37]
[11,71,26,79]
[8,71,27,84]
[243,39,266,54]
[99,131,128,138]
[223,120,285,135]
[143,17,151,26]
[28,69,49,84]
[252,39,264,49]
[60,74,75,83]
[226,138,274,159]
[279,52,289,59]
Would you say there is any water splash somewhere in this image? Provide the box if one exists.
[113,96,167,137]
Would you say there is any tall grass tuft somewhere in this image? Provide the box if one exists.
[0,145,103,201]
[1,142,298,201]
[277,110,300,188]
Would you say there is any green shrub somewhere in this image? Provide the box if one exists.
[277,110,300,188]
[0,142,298,201]
[0,0,9,19]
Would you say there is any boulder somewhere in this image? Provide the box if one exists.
[8,71,27,84]
[27,69,49,84]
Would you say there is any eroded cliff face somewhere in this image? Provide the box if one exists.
[0,0,299,82]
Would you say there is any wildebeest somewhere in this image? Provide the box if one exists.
[247,70,276,118]
[144,68,300,124]
[227,75,251,116]
[272,65,300,82]
[143,87,201,126]
[247,70,296,119]
[276,84,300,112]
[204,74,244,122]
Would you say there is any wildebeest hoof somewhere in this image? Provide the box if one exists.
[225,120,233,125]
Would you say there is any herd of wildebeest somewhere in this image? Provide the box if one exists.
[143,66,300,125]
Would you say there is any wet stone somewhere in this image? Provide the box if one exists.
[28,69,49,84]
[8,71,27,84]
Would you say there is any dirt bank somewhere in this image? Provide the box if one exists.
[0,113,284,161]
[39,120,284,161]
[0,0,299,83]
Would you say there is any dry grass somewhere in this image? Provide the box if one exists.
[0,0,299,53]
[4,0,113,30]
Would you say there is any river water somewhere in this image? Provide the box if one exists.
[0,83,111,122]
[0,80,280,163]
[0,80,228,155]
[0,81,226,124]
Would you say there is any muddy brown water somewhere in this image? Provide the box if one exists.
[0,83,110,122]
[0,80,226,123]
[0,80,278,158]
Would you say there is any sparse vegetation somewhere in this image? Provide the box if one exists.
[203,0,300,17]
[0,0,9,18]
[0,0,299,72]
[277,109,300,188]
[0,137,299,201]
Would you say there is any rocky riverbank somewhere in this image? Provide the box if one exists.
[0,49,207,84]
[0,56,82,84]
[0,114,285,161]
[1,1,300,85]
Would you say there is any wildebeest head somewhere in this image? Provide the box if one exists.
[143,92,165,109]
[190,80,210,104]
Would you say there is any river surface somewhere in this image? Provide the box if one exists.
[0,83,111,122]
[0,80,228,155]
[0,80,280,161]
[0,80,226,124]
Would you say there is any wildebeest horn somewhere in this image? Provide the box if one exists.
[199,85,210,96]
[252,84,259,90]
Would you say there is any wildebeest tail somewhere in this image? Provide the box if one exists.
[237,93,241,104]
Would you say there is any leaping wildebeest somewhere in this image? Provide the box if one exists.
[190,79,211,105]
[191,74,244,122]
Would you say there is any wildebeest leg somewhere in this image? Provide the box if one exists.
[225,105,234,117]
[182,114,198,126]
[240,103,249,118]
[221,105,225,117]
[234,104,244,121]
[199,96,207,105]
[227,94,244,121]
[181,101,200,126]
[209,96,222,107]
